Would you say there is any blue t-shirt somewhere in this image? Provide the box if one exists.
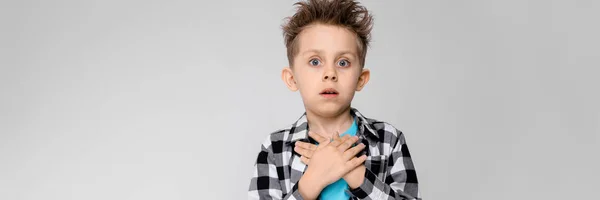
[318,117,358,200]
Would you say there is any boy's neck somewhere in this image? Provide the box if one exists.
[306,106,354,139]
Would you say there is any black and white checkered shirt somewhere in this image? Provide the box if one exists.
[248,108,421,200]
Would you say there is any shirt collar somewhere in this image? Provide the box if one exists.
[285,107,379,145]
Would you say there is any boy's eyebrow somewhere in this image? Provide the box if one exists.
[301,49,324,56]
[301,49,358,58]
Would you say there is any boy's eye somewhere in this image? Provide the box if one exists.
[338,59,350,67]
[309,58,321,66]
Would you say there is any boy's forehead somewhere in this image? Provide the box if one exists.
[296,24,359,56]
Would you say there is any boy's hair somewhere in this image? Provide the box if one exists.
[282,0,373,68]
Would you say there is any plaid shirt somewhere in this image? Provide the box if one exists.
[248,108,421,200]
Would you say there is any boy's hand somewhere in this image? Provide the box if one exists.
[297,131,366,199]
[295,133,367,190]
[295,133,358,165]
[343,163,366,189]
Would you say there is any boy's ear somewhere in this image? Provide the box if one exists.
[281,67,298,91]
[356,68,370,91]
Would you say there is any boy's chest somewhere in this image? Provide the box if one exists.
[280,138,391,195]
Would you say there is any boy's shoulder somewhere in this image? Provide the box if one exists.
[259,121,303,148]
[357,116,407,145]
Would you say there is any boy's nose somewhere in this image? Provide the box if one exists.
[323,74,337,82]
[322,65,338,82]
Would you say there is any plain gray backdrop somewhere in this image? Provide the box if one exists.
[1,0,599,199]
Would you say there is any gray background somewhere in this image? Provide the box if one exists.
[1,0,598,199]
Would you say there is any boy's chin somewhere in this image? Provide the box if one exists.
[307,103,350,117]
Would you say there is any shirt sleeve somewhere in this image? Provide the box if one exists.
[248,139,305,200]
[349,132,421,200]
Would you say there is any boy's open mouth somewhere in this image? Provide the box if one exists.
[320,88,339,98]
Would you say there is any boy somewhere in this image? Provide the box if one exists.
[248,0,421,199]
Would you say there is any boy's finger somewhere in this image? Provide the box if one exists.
[294,146,314,158]
[343,143,366,160]
[316,137,331,149]
[339,134,350,142]
[334,134,352,147]
[296,141,317,151]
[308,131,329,143]
[329,137,343,147]
[300,156,311,165]
[337,136,358,152]
[346,155,367,169]
[329,131,347,146]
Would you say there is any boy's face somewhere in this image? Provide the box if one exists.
[282,24,370,117]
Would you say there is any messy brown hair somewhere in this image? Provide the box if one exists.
[282,0,374,68]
